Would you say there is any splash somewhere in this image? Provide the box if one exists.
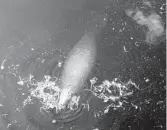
[88,77,139,113]
[18,74,85,123]
[19,75,80,113]
[18,72,139,119]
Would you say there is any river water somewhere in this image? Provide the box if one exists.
[0,0,166,130]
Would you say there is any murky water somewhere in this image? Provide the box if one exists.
[0,0,166,130]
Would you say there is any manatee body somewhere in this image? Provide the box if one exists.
[58,32,96,108]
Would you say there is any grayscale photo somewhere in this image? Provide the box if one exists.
[0,0,166,130]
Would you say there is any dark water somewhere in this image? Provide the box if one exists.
[0,0,166,130]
